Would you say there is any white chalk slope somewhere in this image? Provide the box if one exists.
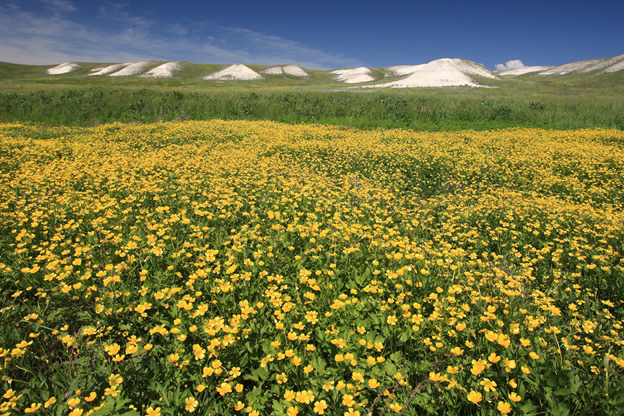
[47,62,79,75]
[537,54,624,76]
[384,65,423,77]
[89,63,130,76]
[203,64,264,80]
[261,64,308,77]
[497,66,553,76]
[140,62,182,78]
[109,61,153,77]
[331,67,375,83]
[373,59,498,88]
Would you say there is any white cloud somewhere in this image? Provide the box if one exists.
[0,1,360,70]
[42,0,77,13]
[495,59,526,71]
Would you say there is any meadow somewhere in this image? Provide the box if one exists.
[1,87,624,132]
[1,120,623,415]
[1,59,624,132]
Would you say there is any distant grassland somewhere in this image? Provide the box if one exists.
[1,87,623,131]
[1,59,623,131]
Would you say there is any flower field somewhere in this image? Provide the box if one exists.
[1,120,623,415]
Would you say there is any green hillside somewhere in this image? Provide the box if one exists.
[1,60,623,130]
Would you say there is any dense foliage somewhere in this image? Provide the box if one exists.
[1,121,623,415]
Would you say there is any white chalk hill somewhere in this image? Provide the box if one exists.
[260,64,308,77]
[108,61,153,77]
[537,54,624,76]
[88,62,155,77]
[140,62,182,78]
[203,64,264,81]
[330,67,375,84]
[89,63,128,76]
[375,59,498,88]
[47,62,79,75]
[497,54,624,77]
[497,66,553,76]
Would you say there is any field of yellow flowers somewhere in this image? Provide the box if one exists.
[1,120,623,416]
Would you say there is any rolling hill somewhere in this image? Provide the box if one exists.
[16,53,621,90]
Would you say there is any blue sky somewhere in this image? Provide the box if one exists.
[1,0,623,70]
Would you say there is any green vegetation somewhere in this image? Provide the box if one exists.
[0,87,623,131]
[0,60,622,131]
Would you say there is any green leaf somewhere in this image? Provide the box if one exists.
[243,373,259,382]
[520,401,538,414]
[55,404,69,416]
[240,353,249,366]
[354,268,371,286]
[518,381,526,400]
[609,392,624,407]
[569,373,582,394]
[549,401,570,416]
[272,399,285,415]
[545,371,558,388]
[384,362,398,375]
[553,388,571,396]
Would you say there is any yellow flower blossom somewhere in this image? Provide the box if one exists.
[314,400,328,414]
[342,394,355,407]
[467,390,483,404]
[24,403,41,413]
[185,397,198,413]
[471,359,488,376]
[216,383,232,396]
[44,397,56,408]
[497,401,512,414]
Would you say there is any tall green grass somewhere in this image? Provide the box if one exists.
[1,87,623,131]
